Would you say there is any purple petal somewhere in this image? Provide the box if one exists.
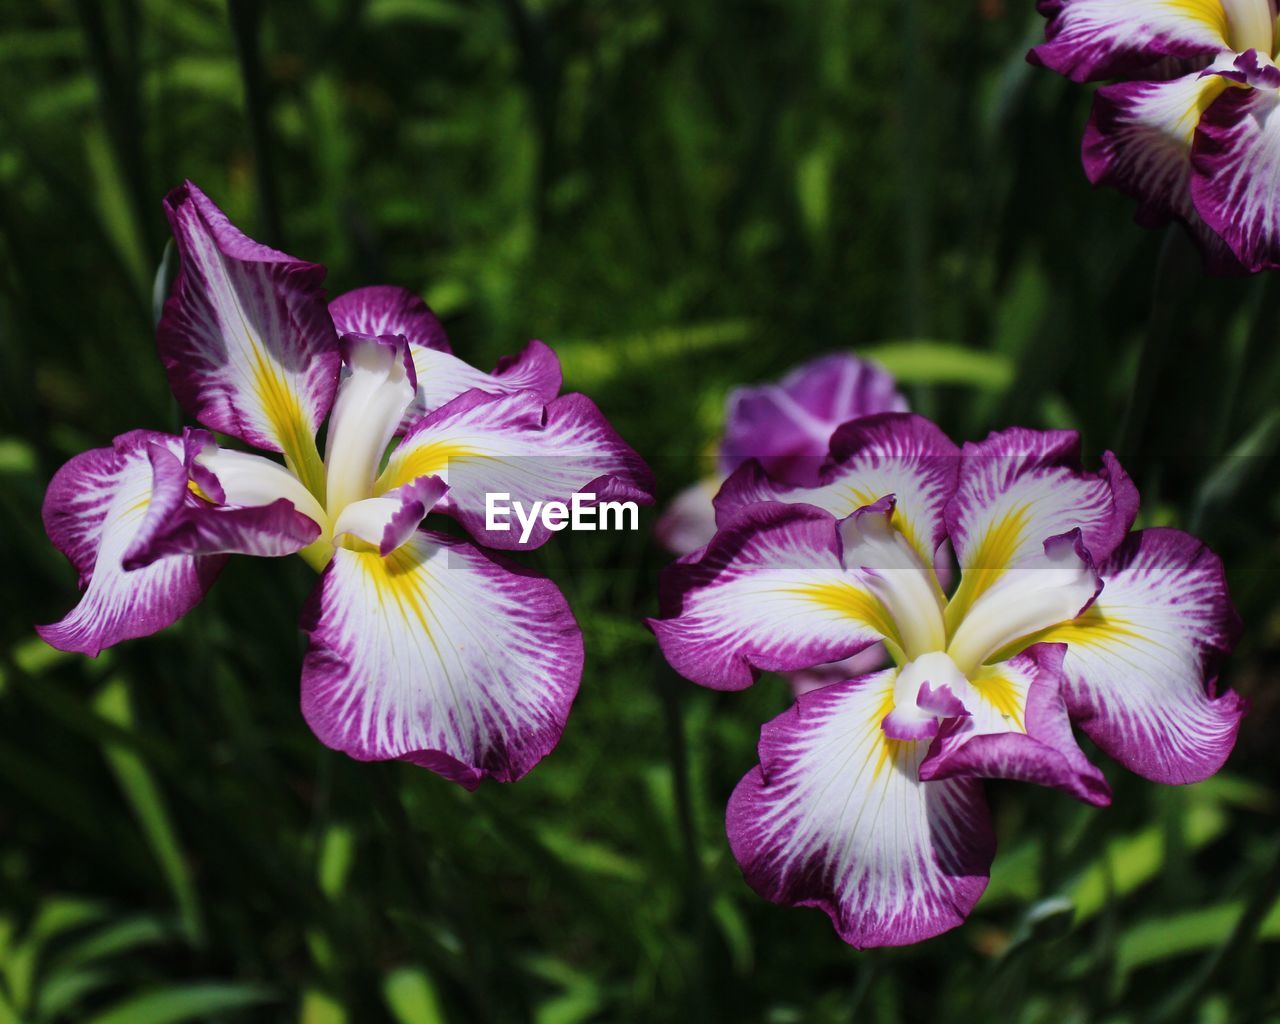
[1040,528,1245,784]
[1191,83,1280,272]
[329,285,450,353]
[331,475,449,556]
[379,390,653,550]
[1082,71,1246,273]
[944,428,1136,624]
[37,431,224,656]
[1029,0,1229,83]
[157,181,340,454]
[330,285,562,426]
[648,502,889,691]
[920,644,1112,807]
[716,412,961,573]
[721,353,907,483]
[299,530,583,787]
[727,671,994,948]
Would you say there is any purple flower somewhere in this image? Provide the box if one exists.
[654,353,906,695]
[1031,0,1280,272]
[649,413,1243,947]
[39,182,653,788]
[655,353,906,556]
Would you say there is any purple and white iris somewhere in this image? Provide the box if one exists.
[655,353,906,695]
[39,181,652,788]
[650,414,1243,947]
[1032,0,1280,271]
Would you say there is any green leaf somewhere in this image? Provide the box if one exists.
[94,680,204,945]
[860,341,1013,391]
[83,983,274,1024]
[383,967,447,1024]
[1116,898,1280,976]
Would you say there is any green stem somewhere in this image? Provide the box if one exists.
[1117,227,1198,459]
[227,0,284,246]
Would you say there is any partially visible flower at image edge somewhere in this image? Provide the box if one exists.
[1032,0,1280,272]
[649,414,1243,947]
[38,181,653,788]
[655,353,907,695]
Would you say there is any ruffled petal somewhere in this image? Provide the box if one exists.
[1083,70,1243,270]
[1033,528,1244,784]
[1030,0,1231,83]
[378,390,653,550]
[715,413,961,573]
[299,530,583,787]
[1191,80,1280,272]
[649,503,893,691]
[944,428,1136,628]
[329,285,561,426]
[721,354,907,484]
[919,645,1111,806]
[655,478,722,556]
[726,670,994,948]
[157,182,339,462]
[37,431,224,655]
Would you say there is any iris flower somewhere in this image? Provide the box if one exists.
[655,353,906,556]
[39,182,652,787]
[1032,0,1280,271]
[654,353,907,695]
[650,413,1242,946]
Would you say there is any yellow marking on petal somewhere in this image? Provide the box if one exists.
[868,686,918,779]
[187,478,216,503]
[377,442,477,493]
[995,606,1144,663]
[354,544,441,655]
[944,502,1030,636]
[969,665,1026,732]
[1171,0,1227,39]
[847,487,928,566]
[787,582,900,649]
[248,345,325,498]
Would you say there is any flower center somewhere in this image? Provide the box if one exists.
[837,502,1100,733]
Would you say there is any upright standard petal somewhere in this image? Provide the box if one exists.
[157,183,339,473]
[1032,528,1244,784]
[727,670,994,948]
[721,354,907,484]
[38,431,223,656]
[716,413,960,572]
[329,285,561,426]
[944,428,1136,627]
[299,531,583,787]
[1191,82,1280,273]
[1030,0,1230,83]
[649,503,894,690]
[377,390,653,550]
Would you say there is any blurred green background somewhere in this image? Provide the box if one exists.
[2,1,1279,1021]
